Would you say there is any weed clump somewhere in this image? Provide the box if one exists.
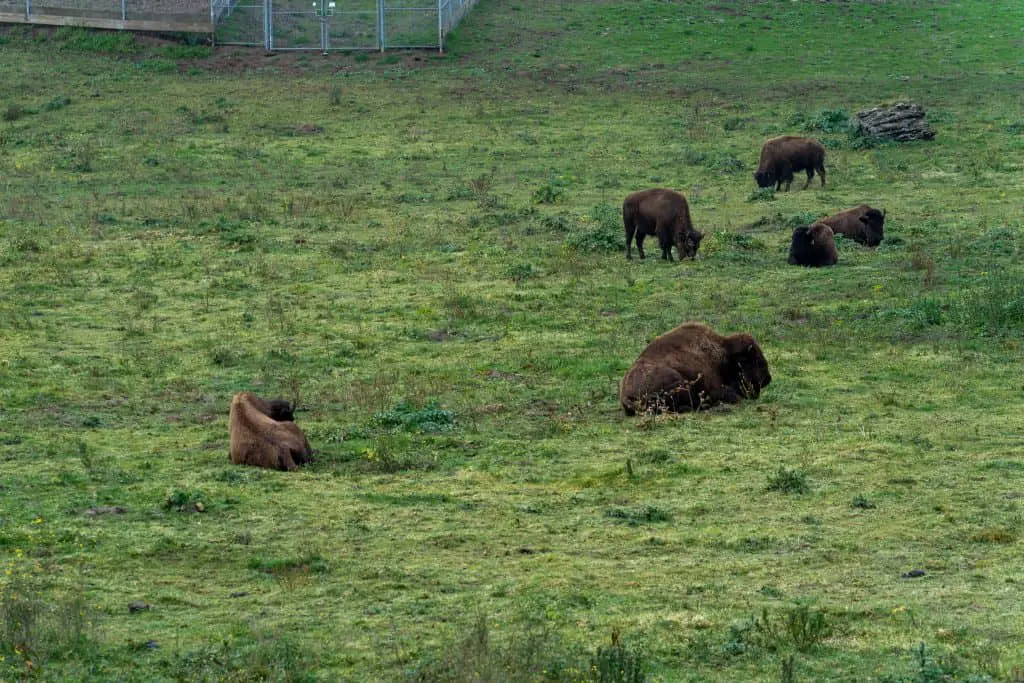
[164,489,206,513]
[565,204,622,253]
[605,505,672,525]
[0,576,93,677]
[372,399,455,433]
[766,467,810,494]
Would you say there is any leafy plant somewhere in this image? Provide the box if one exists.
[766,467,810,495]
[372,399,455,433]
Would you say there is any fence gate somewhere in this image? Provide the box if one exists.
[215,0,477,50]
[269,0,377,51]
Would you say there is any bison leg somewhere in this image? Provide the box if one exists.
[817,164,826,188]
[657,223,673,261]
[634,231,646,259]
[624,217,636,259]
[276,445,300,471]
[804,167,814,189]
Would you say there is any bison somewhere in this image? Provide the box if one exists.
[619,322,771,415]
[623,188,704,261]
[788,223,838,267]
[753,136,827,192]
[229,392,313,471]
[819,205,886,247]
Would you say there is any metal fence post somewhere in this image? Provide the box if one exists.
[264,0,272,51]
[437,0,442,53]
[121,0,126,21]
[378,0,385,51]
[25,0,29,19]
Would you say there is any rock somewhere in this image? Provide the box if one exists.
[230,591,250,598]
[128,601,151,613]
[901,569,926,579]
[856,102,935,142]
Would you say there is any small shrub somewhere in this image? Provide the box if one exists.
[372,399,455,433]
[248,553,329,576]
[747,188,776,203]
[709,153,746,174]
[42,96,71,112]
[681,148,708,166]
[715,231,766,251]
[722,117,747,131]
[804,109,851,133]
[636,449,670,464]
[533,175,569,204]
[589,628,646,683]
[766,467,810,494]
[164,489,206,513]
[737,606,831,653]
[566,203,622,253]
[851,495,876,510]
[3,104,28,121]
[605,505,672,525]
[506,262,535,284]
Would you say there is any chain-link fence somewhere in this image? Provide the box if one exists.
[215,0,478,51]
[0,0,476,50]
[0,0,211,31]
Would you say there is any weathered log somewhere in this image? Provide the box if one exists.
[856,102,935,142]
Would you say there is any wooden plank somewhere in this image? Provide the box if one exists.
[0,11,211,31]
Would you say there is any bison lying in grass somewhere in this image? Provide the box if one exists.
[788,223,839,267]
[622,188,704,261]
[754,136,827,192]
[819,205,886,246]
[619,322,771,415]
[229,392,312,471]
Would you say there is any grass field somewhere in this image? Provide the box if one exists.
[1,1,1024,680]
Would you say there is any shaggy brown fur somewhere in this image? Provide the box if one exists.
[229,392,312,471]
[819,205,886,247]
[619,322,771,416]
[753,136,827,191]
[788,223,839,267]
[622,188,704,261]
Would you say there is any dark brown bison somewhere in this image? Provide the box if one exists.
[623,188,704,261]
[819,205,886,247]
[229,392,312,471]
[619,322,771,415]
[753,136,827,191]
[788,223,838,267]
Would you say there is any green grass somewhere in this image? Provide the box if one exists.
[1,1,1024,680]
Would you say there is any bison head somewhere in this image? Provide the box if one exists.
[727,334,772,399]
[265,400,296,422]
[753,170,775,189]
[677,230,704,259]
[859,208,886,247]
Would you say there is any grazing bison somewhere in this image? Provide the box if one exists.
[819,205,886,247]
[619,322,771,415]
[788,223,838,267]
[623,188,704,261]
[229,392,313,471]
[753,136,827,191]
